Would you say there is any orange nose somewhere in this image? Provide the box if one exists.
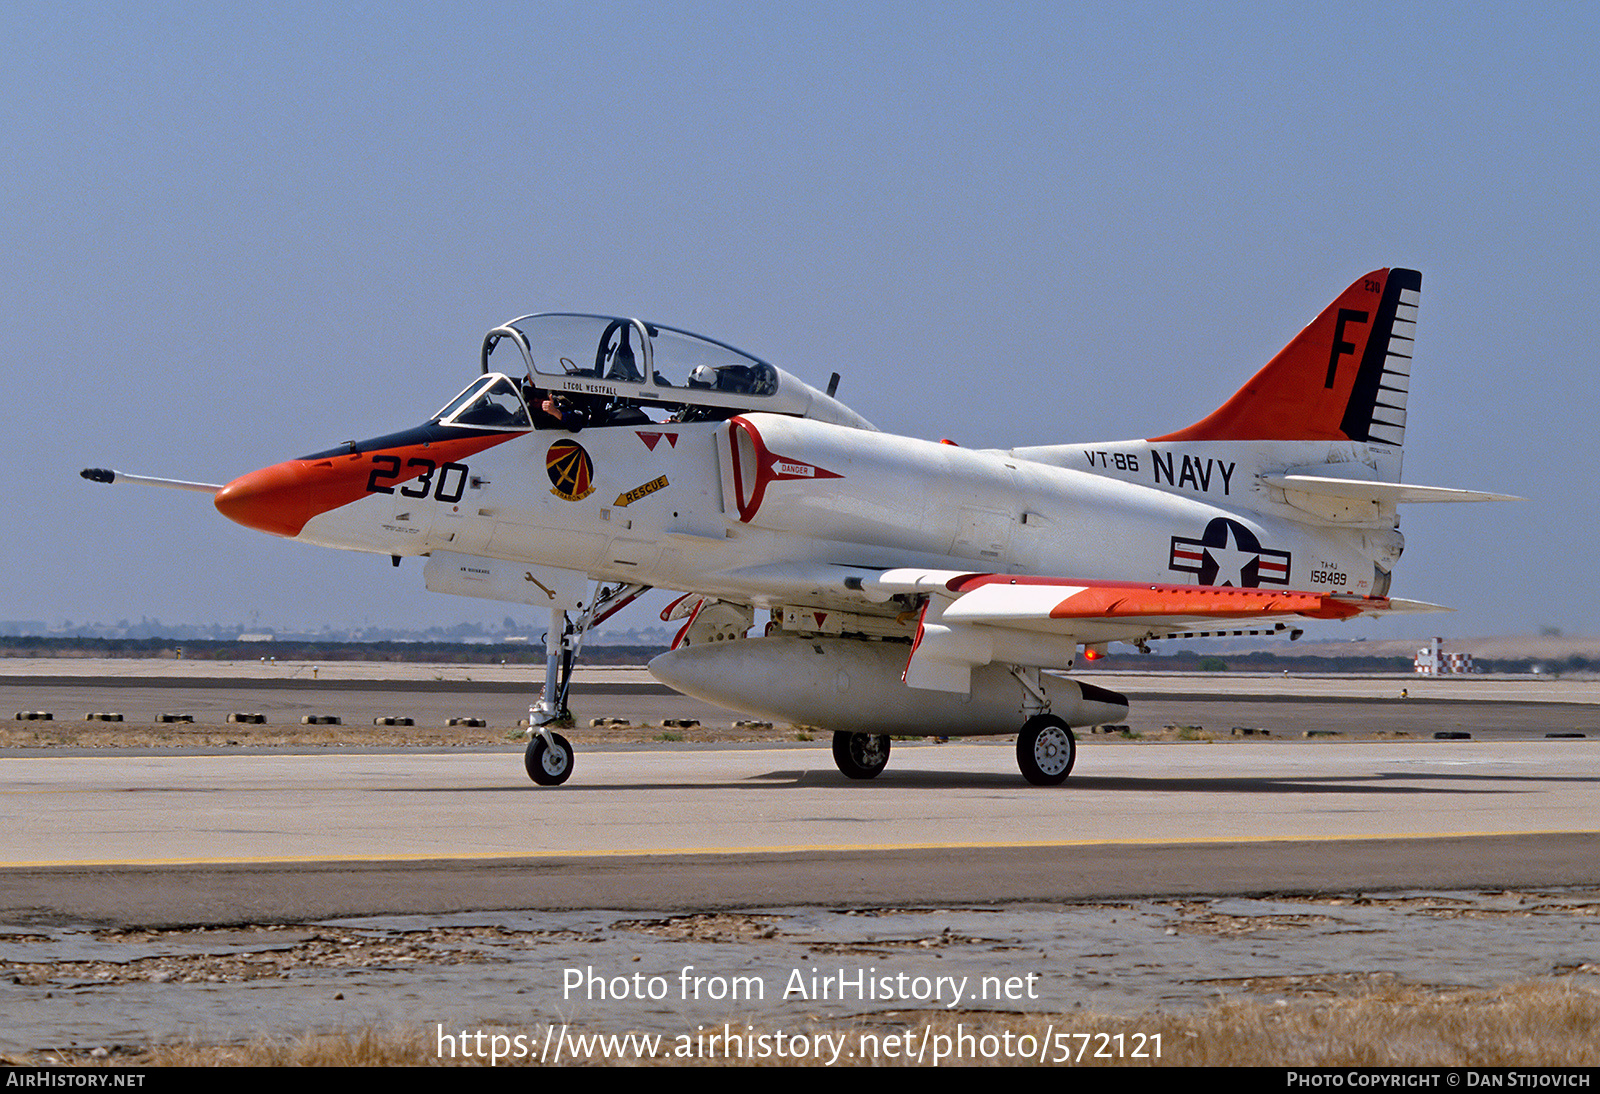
[214,458,359,538]
[215,431,519,539]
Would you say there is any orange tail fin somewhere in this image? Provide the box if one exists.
[1153,268,1420,445]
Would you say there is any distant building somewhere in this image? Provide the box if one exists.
[1414,636,1476,674]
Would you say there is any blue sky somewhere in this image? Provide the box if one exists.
[5,3,1593,639]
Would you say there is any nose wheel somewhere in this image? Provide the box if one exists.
[1016,714,1076,785]
[525,732,575,785]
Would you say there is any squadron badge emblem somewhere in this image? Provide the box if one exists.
[546,440,596,501]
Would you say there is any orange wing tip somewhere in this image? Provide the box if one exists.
[1047,584,1385,621]
[941,574,1414,623]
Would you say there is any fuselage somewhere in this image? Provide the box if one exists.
[215,403,1394,614]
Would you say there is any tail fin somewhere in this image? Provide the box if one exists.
[1152,268,1420,446]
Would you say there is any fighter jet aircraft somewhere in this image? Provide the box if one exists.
[84,268,1512,785]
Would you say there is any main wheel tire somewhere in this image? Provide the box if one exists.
[832,731,891,779]
[525,732,575,785]
[1016,715,1076,786]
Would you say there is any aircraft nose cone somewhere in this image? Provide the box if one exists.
[214,460,332,538]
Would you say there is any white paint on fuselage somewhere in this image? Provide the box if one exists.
[296,415,1388,601]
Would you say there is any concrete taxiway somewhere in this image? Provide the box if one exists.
[4,732,1600,923]
[2,663,1598,923]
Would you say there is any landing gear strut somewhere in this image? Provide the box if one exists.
[524,581,649,786]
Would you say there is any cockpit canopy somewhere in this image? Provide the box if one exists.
[472,313,873,431]
[434,374,532,430]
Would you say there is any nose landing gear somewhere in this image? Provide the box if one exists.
[526,731,575,786]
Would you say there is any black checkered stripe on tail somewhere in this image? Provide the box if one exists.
[1341,267,1421,447]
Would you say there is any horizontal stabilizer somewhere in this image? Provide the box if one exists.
[1263,474,1520,505]
[1346,596,1450,614]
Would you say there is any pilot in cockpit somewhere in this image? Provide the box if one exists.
[686,362,766,394]
[524,377,585,432]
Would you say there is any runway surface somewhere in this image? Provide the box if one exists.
[3,664,1598,1053]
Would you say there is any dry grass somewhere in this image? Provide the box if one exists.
[11,979,1598,1066]
[1147,980,1600,1067]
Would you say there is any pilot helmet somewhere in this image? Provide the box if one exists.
[688,365,717,389]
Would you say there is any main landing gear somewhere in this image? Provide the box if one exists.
[523,580,649,786]
[829,717,1077,785]
[1009,665,1076,785]
[832,731,891,779]
[1016,713,1076,786]
[826,665,1081,784]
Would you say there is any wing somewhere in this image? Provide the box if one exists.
[704,562,1445,694]
[896,571,1447,692]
